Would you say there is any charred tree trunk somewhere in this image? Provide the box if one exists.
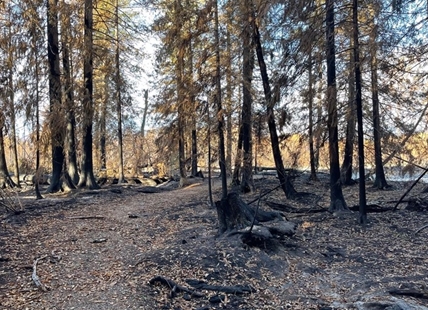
[62,5,79,185]
[5,3,19,188]
[232,125,243,186]
[225,11,233,177]
[307,51,318,181]
[175,0,187,187]
[341,46,356,185]
[326,0,348,211]
[188,39,198,177]
[78,0,99,189]
[46,0,65,193]
[191,128,198,176]
[31,24,43,199]
[353,0,366,224]
[100,73,108,170]
[252,20,297,199]
[370,24,388,190]
[240,3,254,193]
[115,0,125,184]
[0,120,15,189]
[214,0,227,199]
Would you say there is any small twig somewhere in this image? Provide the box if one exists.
[67,216,105,220]
[32,255,48,291]
[415,224,428,234]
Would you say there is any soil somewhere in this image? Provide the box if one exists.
[1,173,428,310]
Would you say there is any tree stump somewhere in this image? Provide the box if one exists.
[215,192,296,244]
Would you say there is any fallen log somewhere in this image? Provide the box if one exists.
[389,288,428,299]
[67,216,105,220]
[149,276,204,298]
[149,276,255,300]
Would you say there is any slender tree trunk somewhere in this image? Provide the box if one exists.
[252,20,297,199]
[175,0,187,186]
[353,0,367,224]
[115,0,125,184]
[141,90,149,136]
[35,80,43,198]
[140,89,149,170]
[207,101,214,207]
[100,73,108,170]
[5,2,19,188]
[307,51,318,181]
[62,3,79,185]
[225,5,233,177]
[46,0,65,193]
[0,115,14,189]
[191,128,198,175]
[214,0,227,199]
[188,39,198,177]
[341,46,356,185]
[78,0,99,189]
[314,80,323,170]
[177,68,187,185]
[8,73,19,188]
[31,24,43,199]
[326,0,348,211]
[240,3,254,193]
[232,124,243,186]
[370,24,388,190]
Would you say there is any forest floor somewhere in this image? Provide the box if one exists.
[1,172,428,310]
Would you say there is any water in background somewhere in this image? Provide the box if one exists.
[353,165,428,183]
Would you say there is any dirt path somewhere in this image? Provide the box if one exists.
[2,176,428,309]
[1,181,217,309]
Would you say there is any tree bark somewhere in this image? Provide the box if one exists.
[252,20,297,199]
[307,51,318,181]
[0,117,15,189]
[115,0,125,184]
[240,2,254,193]
[341,46,356,185]
[326,0,348,211]
[370,24,388,190]
[62,3,79,185]
[225,9,233,177]
[46,0,65,193]
[78,0,99,189]
[214,0,228,199]
[100,73,108,170]
[187,38,198,177]
[175,0,187,186]
[141,90,149,137]
[6,9,20,187]
[232,124,243,186]
[30,23,43,199]
[353,0,367,224]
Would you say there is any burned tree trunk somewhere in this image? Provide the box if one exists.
[252,20,297,199]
